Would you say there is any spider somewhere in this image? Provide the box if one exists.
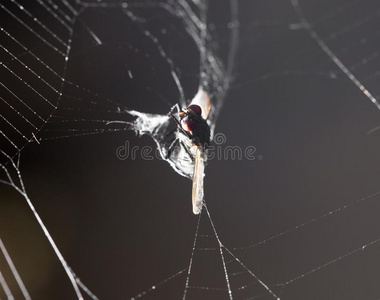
[167,103,211,214]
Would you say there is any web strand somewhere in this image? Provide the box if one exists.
[1,0,380,299]
[0,239,31,300]
[183,212,202,299]
[291,0,380,110]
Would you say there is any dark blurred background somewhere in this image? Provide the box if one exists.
[1,0,380,299]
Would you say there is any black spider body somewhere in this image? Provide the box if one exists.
[179,105,210,148]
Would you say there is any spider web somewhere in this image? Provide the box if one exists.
[1,0,380,299]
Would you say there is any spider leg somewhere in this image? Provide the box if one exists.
[169,103,181,114]
[168,110,181,127]
[166,138,180,159]
[168,105,192,140]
